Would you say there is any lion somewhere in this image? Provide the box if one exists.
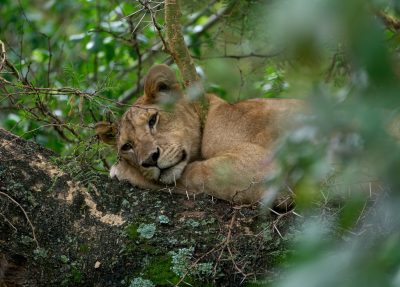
[96,64,301,204]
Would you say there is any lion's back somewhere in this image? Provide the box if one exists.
[201,95,301,158]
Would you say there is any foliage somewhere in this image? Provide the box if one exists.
[261,0,400,286]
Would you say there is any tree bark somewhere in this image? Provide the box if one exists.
[0,128,289,286]
[164,0,202,91]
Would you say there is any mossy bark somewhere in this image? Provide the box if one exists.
[0,128,292,286]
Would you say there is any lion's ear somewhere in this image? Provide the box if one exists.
[95,121,118,145]
[142,64,182,105]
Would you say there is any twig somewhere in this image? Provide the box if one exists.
[268,208,295,238]
[175,210,238,286]
[0,190,39,248]
[175,245,221,287]
[212,210,237,276]
[192,52,281,60]
[139,0,169,52]
[0,40,6,71]
[0,212,18,232]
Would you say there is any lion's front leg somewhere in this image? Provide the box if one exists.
[177,145,272,204]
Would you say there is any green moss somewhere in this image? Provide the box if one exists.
[144,255,180,286]
[143,253,214,287]
[79,244,90,253]
[122,223,141,254]
[140,243,160,255]
[125,223,139,240]
[61,263,84,286]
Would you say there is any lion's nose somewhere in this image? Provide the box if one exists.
[141,148,160,167]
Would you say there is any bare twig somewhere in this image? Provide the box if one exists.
[192,52,281,60]
[175,208,253,286]
[139,0,169,52]
[268,208,296,238]
[0,190,39,248]
[0,40,6,71]
[0,212,18,232]
[212,210,237,277]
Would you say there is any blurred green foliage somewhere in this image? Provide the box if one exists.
[1,0,400,286]
[262,0,400,286]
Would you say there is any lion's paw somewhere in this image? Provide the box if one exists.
[159,161,186,185]
[109,164,121,179]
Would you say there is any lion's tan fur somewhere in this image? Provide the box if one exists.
[96,64,301,204]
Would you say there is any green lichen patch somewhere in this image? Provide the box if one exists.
[137,223,156,239]
[158,215,170,224]
[128,277,155,287]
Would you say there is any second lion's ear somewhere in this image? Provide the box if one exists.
[95,121,119,146]
[142,64,182,105]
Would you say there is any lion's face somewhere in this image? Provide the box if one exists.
[96,64,201,185]
[116,104,194,184]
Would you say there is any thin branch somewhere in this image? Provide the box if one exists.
[0,40,5,71]
[0,190,39,248]
[139,0,169,52]
[376,10,400,32]
[192,52,282,60]
[175,209,238,286]
[0,212,18,232]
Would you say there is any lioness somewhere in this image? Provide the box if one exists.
[96,64,300,204]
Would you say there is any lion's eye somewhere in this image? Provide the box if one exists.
[121,143,132,151]
[148,113,158,128]
[158,83,169,91]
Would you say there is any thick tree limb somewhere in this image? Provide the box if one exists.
[164,0,200,89]
[0,128,286,286]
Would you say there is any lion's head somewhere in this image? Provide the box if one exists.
[96,64,202,185]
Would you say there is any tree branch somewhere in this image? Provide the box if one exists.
[164,0,200,88]
[376,11,400,32]
[192,52,282,60]
[118,0,237,103]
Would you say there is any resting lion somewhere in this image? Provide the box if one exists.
[96,64,301,204]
